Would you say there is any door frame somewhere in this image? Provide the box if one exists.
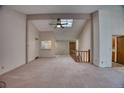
[112,35,124,67]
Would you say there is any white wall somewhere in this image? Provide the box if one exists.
[0,6,26,75]
[56,40,69,55]
[79,6,124,67]
[92,11,100,66]
[0,7,3,72]
[28,21,40,62]
[40,31,56,57]
[98,6,124,67]
[79,19,91,51]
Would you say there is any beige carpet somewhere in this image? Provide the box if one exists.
[113,67,124,73]
[0,55,124,88]
[112,62,124,67]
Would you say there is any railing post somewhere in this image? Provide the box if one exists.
[88,49,90,62]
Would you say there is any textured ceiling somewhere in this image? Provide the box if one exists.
[6,5,108,14]
[30,19,86,40]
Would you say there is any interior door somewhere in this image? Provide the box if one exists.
[69,42,76,55]
[117,36,124,65]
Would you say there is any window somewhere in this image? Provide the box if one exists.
[41,40,52,49]
[57,19,73,28]
[61,19,73,27]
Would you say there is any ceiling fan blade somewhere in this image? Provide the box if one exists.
[49,23,57,25]
[61,25,64,28]
[61,23,68,25]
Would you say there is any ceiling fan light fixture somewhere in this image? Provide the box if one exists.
[57,25,61,28]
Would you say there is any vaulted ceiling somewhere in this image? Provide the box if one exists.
[7,5,108,40]
[30,19,86,40]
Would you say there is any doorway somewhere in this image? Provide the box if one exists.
[112,36,124,67]
[69,41,76,56]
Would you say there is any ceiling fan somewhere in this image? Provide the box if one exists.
[49,18,68,28]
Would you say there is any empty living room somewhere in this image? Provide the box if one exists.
[0,1,124,92]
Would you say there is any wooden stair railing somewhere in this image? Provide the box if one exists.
[71,49,90,63]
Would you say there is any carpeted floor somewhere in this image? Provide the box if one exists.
[112,62,124,67]
[113,67,124,73]
[0,55,124,88]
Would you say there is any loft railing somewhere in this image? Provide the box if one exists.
[71,49,90,63]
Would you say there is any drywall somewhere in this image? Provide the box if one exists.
[39,32,56,57]
[55,40,69,55]
[0,7,3,72]
[92,11,100,67]
[0,6,26,75]
[28,21,40,62]
[79,19,91,51]
[98,6,124,67]
[78,12,100,66]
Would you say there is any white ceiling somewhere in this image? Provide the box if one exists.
[31,20,56,31]
[7,5,107,40]
[31,19,86,40]
[7,5,108,14]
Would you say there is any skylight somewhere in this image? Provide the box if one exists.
[60,19,73,28]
